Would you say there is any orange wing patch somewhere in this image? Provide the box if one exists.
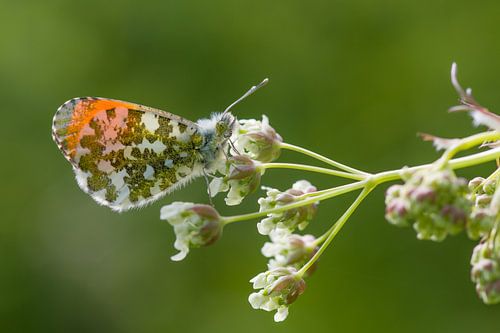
[52,96,206,211]
[66,99,136,157]
[52,98,137,162]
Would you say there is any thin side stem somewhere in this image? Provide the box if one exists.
[260,162,367,181]
[222,147,500,225]
[297,186,375,278]
[438,131,500,166]
[280,142,370,175]
[372,147,500,184]
[222,181,366,224]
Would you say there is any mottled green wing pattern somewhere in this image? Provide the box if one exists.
[52,97,205,211]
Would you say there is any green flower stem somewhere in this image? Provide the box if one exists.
[312,147,500,245]
[222,147,500,225]
[438,131,500,166]
[299,188,342,198]
[280,142,370,175]
[373,146,500,184]
[297,186,375,278]
[260,163,367,181]
[222,181,366,225]
[486,167,500,183]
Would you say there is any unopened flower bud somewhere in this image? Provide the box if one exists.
[468,177,485,191]
[160,202,223,261]
[257,180,318,235]
[482,178,496,195]
[262,231,318,274]
[384,167,471,241]
[471,235,500,304]
[467,175,498,240]
[235,115,283,163]
[209,155,263,206]
[248,267,306,322]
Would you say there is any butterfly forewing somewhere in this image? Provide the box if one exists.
[52,97,205,211]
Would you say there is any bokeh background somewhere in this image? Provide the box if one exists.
[1,0,500,332]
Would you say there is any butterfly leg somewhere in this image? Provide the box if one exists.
[228,138,241,155]
[202,168,214,206]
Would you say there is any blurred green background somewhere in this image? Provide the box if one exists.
[1,0,500,332]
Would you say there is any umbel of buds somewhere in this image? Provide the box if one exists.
[257,180,319,235]
[160,202,223,261]
[385,167,471,241]
[262,231,318,273]
[235,115,283,163]
[210,155,263,206]
[471,233,500,304]
[248,267,306,322]
[467,176,499,240]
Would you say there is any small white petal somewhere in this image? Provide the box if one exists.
[262,297,279,311]
[251,273,269,289]
[160,202,194,223]
[209,177,227,197]
[248,292,266,309]
[170,250,188,261]
[261,242,279,257]
[257,220,274,235]
[225,184,244,206]
[274,306,289,322]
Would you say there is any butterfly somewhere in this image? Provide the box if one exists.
[52,79,268,212]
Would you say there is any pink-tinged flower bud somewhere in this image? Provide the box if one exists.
[235,115,283,163]
[471,235,500,304]
[411,186,436,203]
[208,155,263,206]
[160,202,223,261]
[468,177,485,191]
[262,232,318,274]
[248,267,306,322]
[467,174,498,240]
[385,185,411,227]
[385,167,471,241]
[257,180,318,235]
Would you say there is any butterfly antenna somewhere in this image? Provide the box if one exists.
[223,78,269,114]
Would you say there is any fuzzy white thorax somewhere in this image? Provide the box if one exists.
[196,112,236,171]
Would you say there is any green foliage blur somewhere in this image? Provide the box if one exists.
[1,0,500,332]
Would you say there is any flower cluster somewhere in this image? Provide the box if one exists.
[261,231,318,272]
[257,180,319,235]
[467,176,499,240]
[209,116,283,206]
[161,202,224,261]
[209,155,263,206]
[385,167,471,241]
[248,267,306,322]
[250,180,320,320]
[471,234,500,304]
[234,115,283,163]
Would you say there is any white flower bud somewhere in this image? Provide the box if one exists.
[235,115,283,163]
[257,180,318,235]
[248,267,305,322]
[209,155,263,206]
[262,231,318,273]
[471,234,500,304]
[467,174,498,240]
[160,202,223,261]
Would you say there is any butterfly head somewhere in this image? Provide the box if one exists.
[215,112,236,140]
[196,112,237,168]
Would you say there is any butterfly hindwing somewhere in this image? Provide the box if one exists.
[52,97,206,211]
